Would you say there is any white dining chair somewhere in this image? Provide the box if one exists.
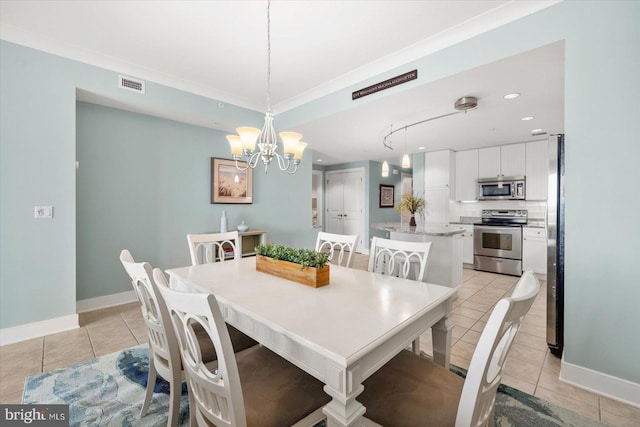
[314,231,358,267]
[368,237,433,352]
[156,273,331,427]
[368,236,432,282]
[119,250,257,426]
[358,270,541,427]
[187,231,240,265]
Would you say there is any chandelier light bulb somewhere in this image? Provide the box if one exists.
[236,127,260,152]
[226,135,243,156]
[279,131,303,156]
[293,141,308,161]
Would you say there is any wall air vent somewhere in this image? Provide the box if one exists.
[118,75,145,94]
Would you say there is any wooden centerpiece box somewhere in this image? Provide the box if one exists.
[255,244,330,288]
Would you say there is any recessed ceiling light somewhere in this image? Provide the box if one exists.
[316,159,323,162]
[503,93,520,100]
[418,146,425,150]
[521,116,534,121]
[531,129,545,136]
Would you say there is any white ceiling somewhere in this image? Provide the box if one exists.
[0,0,564,166]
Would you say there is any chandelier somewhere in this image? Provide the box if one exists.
[226,0,307,174]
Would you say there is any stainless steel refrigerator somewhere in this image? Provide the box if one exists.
[547,134,565,356]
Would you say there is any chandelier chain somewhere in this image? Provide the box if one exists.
[226,0,306,174]
[266,0,272,113]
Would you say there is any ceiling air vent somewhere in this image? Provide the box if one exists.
[118,75,145,94]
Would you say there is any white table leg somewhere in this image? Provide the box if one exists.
[432,306,454,369]
[322,363,366,427]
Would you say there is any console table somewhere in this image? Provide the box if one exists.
[238,229,268,257]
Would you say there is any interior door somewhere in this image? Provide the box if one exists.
[326,170,364,250]
[326,173,345,234]
[342,171,362,237]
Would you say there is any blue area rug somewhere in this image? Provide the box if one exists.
[23,345,605,426]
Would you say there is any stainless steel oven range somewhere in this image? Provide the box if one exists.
[473,209,527,276]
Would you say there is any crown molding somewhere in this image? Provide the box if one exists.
[273,0,562,113]
[1,1,561,115]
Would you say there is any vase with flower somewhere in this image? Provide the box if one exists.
[397,194,426,227]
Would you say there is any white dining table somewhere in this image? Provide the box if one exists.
[166,257,457,427]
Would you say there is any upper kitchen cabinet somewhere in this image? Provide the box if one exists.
[525,140,549,200]
[455,149,478,201]
[425,149,454,189]
[478,143,525,178]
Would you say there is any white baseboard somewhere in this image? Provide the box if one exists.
[0,314,78,346]
[561,357,640,409]
[76,290,138,313]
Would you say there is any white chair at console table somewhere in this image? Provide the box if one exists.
[166,257,457,427]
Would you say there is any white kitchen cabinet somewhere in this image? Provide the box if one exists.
[523,226,547,275]
[450,224,474,264]
[501,143,526,177]
[424,188,450,224]
[478,144,525,178]
[525,140,549,200]
[478,146,501,178]
[455,149,478,201]
[424,150,454,224]
[425,149,454,189]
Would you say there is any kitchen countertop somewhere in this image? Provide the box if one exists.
[372,223,464,236]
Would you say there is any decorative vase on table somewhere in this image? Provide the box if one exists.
[237,221,249,232]
[409,215,417,227]
[220,210,228,232]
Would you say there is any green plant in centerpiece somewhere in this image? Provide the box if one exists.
[255,244,329,269]
[396,193,426,226]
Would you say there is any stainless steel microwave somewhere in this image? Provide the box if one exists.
[477,176,526,200]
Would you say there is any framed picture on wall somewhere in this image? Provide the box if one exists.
[211,158,253,204]
[379,184,394,208]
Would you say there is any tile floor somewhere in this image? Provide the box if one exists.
[1,256,639,426]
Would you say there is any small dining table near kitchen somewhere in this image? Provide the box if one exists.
[166,257,457,427]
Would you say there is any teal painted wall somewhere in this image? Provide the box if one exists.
[76,102,312,300]
[1,40,313,327]
[1,43,77,326]
[368,161,403,241]
[278,2,640,384]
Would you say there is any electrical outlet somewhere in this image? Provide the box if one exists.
[34,206,53,219]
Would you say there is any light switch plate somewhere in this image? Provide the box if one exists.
[34,206,53,219]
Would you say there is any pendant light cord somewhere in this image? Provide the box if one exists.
[266,0,272,113]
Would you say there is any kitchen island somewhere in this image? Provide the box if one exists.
[371,223,463,289]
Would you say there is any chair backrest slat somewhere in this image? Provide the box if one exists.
[156,272,247,427]
[368,237,431,282]
[187,232,240,265]
[315,231,358,267]
[119,250,180,375]
[456,270,540,427]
